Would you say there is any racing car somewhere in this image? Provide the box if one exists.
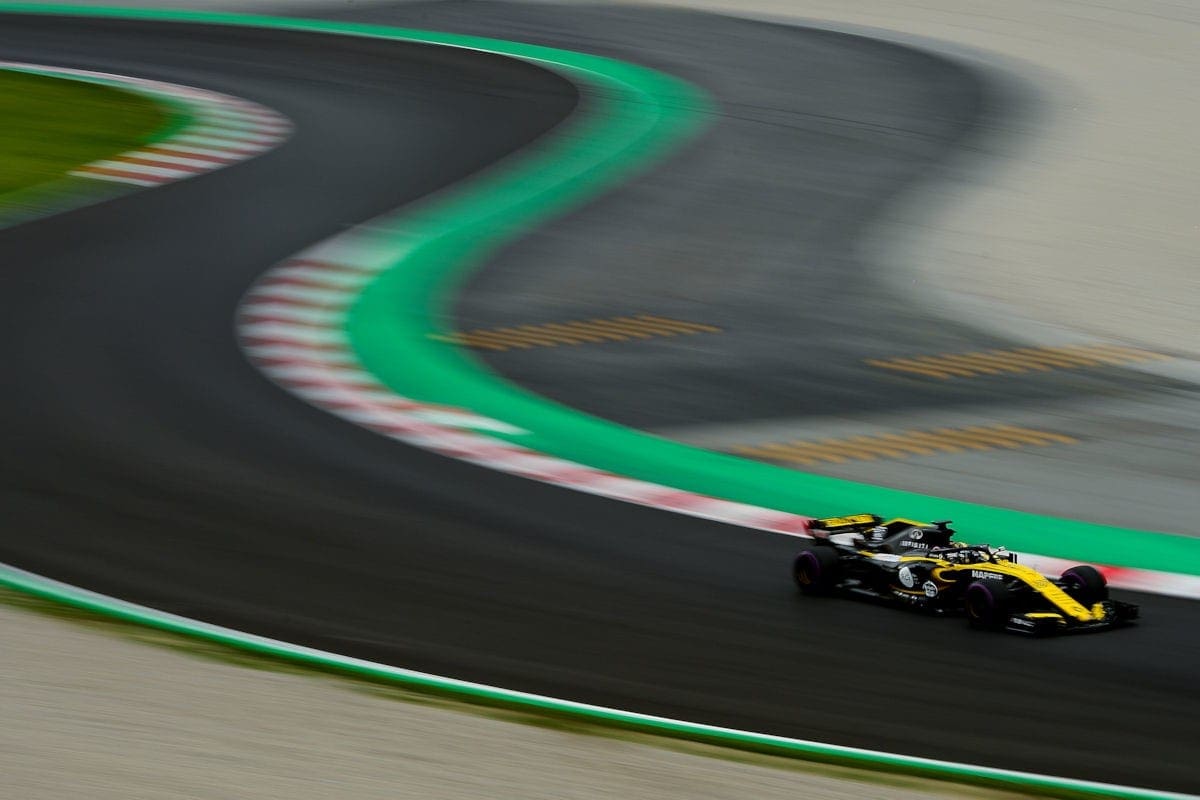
[792,514,1138,635]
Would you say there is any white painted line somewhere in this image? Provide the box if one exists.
[147,143,250,160]
[239,304,343,324]
[173,134,271,150]
[187,126,283,144]
[68,169,158,187]
[260,268,373,288]
[248,284,358,303]
[238,322,347,344]
[122,150,224,168]
[87,159,195,179]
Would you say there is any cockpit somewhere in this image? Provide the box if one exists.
[930,544,1018,565]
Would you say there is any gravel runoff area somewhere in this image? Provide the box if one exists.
[635,0,1200,358]
[0,596,1030,800]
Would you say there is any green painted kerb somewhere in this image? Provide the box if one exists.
[0,564,1183,800]
[4,3,1196,577]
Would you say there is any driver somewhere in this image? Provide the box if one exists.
[933,544,982,564]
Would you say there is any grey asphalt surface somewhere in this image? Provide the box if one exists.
[374,2,1200,534]
[1,6,1197,794]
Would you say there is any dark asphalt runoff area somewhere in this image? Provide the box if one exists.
[0,7,1196,793]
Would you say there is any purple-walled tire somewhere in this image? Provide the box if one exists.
[1061,565,1108,605]
[793,546,840,595]
[964,580,1011,629]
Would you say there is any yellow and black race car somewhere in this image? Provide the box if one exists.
[792,514,1138,635]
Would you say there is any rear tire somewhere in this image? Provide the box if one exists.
[1060,565,1108,605]
[964,580,1011,629]
[793,546,840,595]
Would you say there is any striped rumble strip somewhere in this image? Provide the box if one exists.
[237,251,816,538]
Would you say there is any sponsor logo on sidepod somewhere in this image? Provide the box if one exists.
[972,570,1002,581]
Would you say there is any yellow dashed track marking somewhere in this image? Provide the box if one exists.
[865,344,1167,379]
[734,424,1078,466]
[432,315,721,351]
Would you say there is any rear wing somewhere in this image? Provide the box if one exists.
[812,514,884,533]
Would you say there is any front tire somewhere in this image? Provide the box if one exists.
[793,546,840,595]
[964,580,1012,629]
[1060,565,1108,605]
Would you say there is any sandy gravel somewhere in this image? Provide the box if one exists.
[1,597,1023,800]
[631,0,1200,356]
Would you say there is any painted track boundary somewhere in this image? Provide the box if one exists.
[0,562,1187,800]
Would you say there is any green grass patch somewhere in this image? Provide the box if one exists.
[0,69,170,195]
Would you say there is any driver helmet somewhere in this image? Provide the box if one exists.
[942,547,977,564]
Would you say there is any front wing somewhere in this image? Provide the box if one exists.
[1006,600,1140,636]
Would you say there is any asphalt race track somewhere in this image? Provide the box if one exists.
[1,9,1197,794]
